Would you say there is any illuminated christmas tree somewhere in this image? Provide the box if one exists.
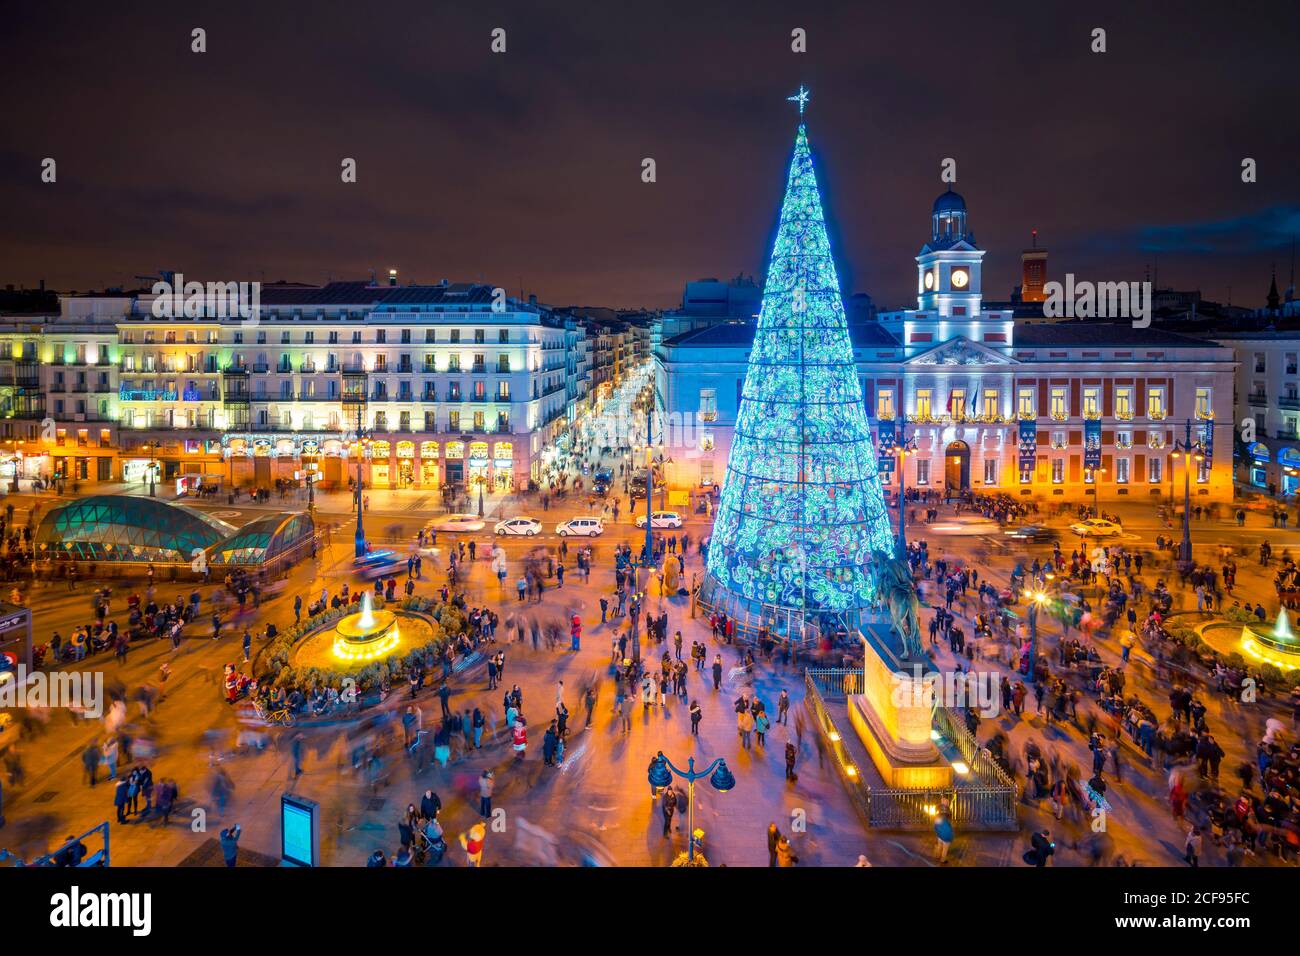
[704,91,895,621]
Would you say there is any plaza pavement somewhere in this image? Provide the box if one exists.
[2,481,1298,866]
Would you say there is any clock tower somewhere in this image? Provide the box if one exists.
[916,188,985,317]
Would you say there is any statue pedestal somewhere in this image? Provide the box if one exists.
[848,628,953,789]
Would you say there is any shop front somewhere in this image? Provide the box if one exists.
[468,442,491,491]
[1280,447,1300,496]
[121,457,159,487]
[493,441,514,491]
[419,441,440,487]
[1246,442,1270,489]
[0,604,34,676]
[0,451,46,489]
[444,441,465,487]
[321,439,346,489]
[396,441,417,488]
[370,440,392,488]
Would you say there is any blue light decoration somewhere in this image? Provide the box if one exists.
[704,100,895,615]
[1084,419,1102,471]
[877,419,897,475]
[1018,420,1037,481]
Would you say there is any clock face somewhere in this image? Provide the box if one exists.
[923,271,935,290]
[951,267,970,289]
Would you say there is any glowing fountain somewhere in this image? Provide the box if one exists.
[1240,608,1300,671]
[332,591,401,663]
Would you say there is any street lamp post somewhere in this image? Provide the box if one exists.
[643,401,654,565]
[1170,418,1204,569]
[893,424,917,559]
[354,414,368,558]
[342,366,369,558]
[303,448,317,512]
[1085,465,1104,513]
[647,752,735,863]
[1025,589,1047,683]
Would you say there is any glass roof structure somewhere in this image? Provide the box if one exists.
[207,512,315,567]
[35,496,238,563]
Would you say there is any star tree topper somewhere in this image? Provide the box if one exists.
[787,85,810,117]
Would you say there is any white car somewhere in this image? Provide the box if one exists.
[556,517,604,537]
[428,513,486,533]
[1069,518,1123,537]
[927,517,1000,537]
[495,516,542,536]
[634,511,683,529]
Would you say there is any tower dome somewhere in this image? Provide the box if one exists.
[932,188,966,214]
[931,188,970,246]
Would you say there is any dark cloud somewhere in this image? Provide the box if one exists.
[0,0,1296,306]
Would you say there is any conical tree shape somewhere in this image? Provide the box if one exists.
[705,123,894,614]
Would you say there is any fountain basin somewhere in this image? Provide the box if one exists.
[290,609,437,672]
[1201,609,1300,672]
[336,608,397,644]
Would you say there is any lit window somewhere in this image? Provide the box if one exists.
[1116,458,1129,483]
[983,459,998,485]
[916,459,930,485]
[1147,386,1167,420]
[1017,387,1035,419]
[1050,387,1068,421]
[1082,386,1101,420]
[1149,458,1162,483]
[1195,387,1212,420]
[698,388,717,423]
[877,388,895,421]
[1114,386,1133,421]
[1051,459,1064,483]
[915,389,932,419]
[981,389,998,418]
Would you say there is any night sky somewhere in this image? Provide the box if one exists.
[2,0,1297,310]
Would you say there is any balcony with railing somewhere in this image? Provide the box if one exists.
[119,385,178,402]
[1279,395,1300,410]
[1247,391,1269,406]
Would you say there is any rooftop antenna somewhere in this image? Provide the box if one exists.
[1288,236,1296,301]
